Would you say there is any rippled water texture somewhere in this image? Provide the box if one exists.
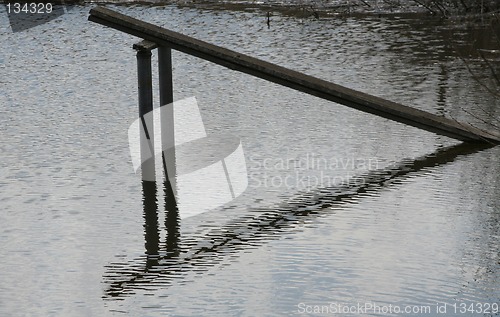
[1,4,499,316]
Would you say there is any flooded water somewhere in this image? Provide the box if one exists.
[1,3,499,316]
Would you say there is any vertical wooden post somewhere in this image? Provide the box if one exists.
[158,46,176,197]
[136,47,155,182]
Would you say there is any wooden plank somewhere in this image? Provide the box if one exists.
[89,6,500,144]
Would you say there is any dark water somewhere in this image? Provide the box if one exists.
[1,4,499,316]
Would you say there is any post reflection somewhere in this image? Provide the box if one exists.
[164,179,180,258]
[103,179,179,299]
[142,181,159,264]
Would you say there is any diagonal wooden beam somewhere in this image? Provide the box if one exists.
[89,6,500,144]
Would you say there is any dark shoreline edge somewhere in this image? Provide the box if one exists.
[3,0,500,20]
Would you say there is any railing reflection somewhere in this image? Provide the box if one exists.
[103,141,493,299]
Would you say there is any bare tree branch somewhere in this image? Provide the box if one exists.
[477,50,500,86]
[412,0,438,14]
[460,106,500,129]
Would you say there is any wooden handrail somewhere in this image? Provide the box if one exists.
[89,6,500,144]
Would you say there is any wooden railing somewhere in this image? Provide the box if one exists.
[89,6,500,145]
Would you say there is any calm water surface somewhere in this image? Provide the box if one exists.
[1,4,499,316]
